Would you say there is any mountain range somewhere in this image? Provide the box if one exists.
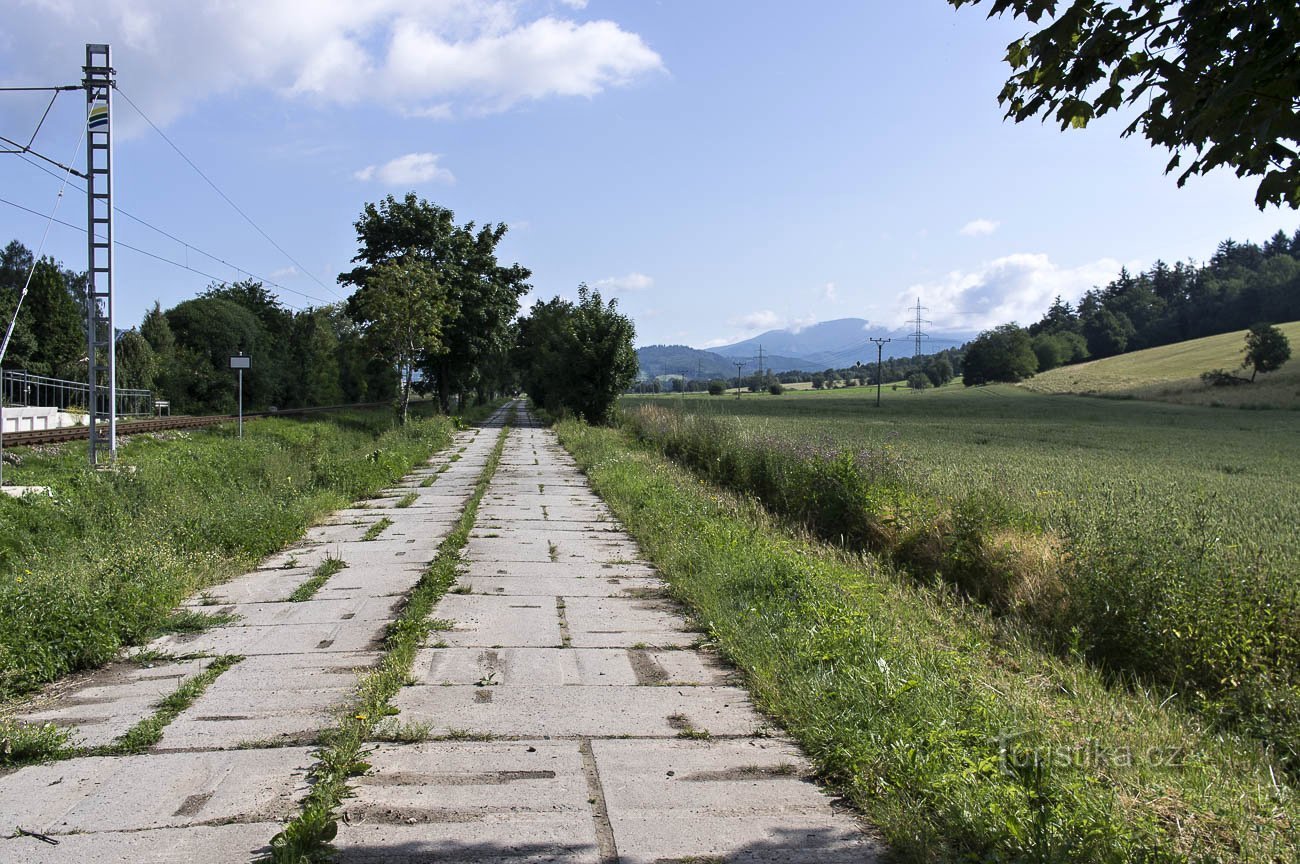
[636,318,974,379]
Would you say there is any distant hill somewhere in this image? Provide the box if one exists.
[708,318,973,366]
[635,344,808,378]
[1021,321,1300,410]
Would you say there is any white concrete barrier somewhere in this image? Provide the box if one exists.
[0,407,90,434]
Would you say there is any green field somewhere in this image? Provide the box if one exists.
[1022,320,1300,409]
[560,417,1298,862]
[630,384,1299,569]
[622,384,1300,764]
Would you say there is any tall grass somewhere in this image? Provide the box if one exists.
[0,407,465,698]
[623,404,1300,773]
[557,418,1297,863]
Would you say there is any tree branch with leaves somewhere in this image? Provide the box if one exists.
[950,0,1300,208]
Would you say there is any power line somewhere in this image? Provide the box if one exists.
[8,154,334,306]
[907,298,930,357]
[115,87,342,300]
[0,123,84,485]
[0,194,316,314]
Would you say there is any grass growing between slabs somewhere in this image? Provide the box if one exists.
[288,558,348,603]
[556,419,1297,863]
[0,404,486,701]
[0,653,243,765]
[268,410,511,864]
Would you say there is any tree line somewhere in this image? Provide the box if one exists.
[962,229,1300,385]
[2,192,640,423]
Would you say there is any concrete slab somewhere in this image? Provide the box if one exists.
[14,658,212,749]
[0,747,310,834]
[185,565,310,605]
[148,618,386,656]
[456,575,662,598]
[412,647,729,688]
[214,595,401,627]
[462,561,658,580]
[392,685,759,738]
[593,738,879,863]
[0,823,281,864]
[563,596,698,648]
[335,741,599,863]
[433,595,564,648]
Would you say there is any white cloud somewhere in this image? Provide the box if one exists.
[354,152,455,185]
[593,272,653,293]
[558,0,589,8]
[959,218,1000,237]
[733,310,783,332]
[0,1,663,130]
[789,313,818,333]
[822,281,838,303]
[269,265,299,280]
[902,253,1127,331]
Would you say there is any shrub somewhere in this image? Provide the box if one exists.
[768,382,784,395]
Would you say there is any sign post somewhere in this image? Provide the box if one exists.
[230,353,251,438]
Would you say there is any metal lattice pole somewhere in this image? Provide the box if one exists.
[84,44,116,466]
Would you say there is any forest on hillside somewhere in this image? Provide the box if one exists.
[964,229,1300,385]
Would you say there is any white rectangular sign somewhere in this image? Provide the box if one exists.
[229,355,251,369]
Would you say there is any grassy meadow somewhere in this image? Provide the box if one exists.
[0,405,477,700]
[1022,320,1300,409]
[558,417,1297,863]
[621,385,1300,772]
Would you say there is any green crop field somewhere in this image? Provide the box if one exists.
[622,383,1300,767]
[1022,320,1300,408]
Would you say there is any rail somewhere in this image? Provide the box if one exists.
[0,401,392,447]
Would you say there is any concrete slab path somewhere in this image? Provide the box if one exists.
[0,409,510,862]
[337,409,879,863]
[0,404,881,862]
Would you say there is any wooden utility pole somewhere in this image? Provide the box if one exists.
[734,361,745,399]
[869,337,891,407]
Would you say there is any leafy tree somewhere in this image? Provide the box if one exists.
[962,324,1038,385]
[707,380,725,395]
[925,356,955,387]
[516,286,638,423]
[165,297,263,413]
[1081,307,1136,357]
[347,255,451,423]
[204,280,293,407]
[768,381,784,395]
[115,330,157,391]
[950,0,1300,208]
[1242,322,1291,381]
[289,308,344,408]
[24,260,83,377]
[339,194,530,412]
[907,371,932,389]
[0,242,82,377]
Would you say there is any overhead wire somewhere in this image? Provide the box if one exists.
[1,125,85,365]
[115,86,342,301]
[0,122,85,484]
[0,194,317,315]
[9,151,335,307]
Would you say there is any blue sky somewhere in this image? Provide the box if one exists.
[1,0,1295,349]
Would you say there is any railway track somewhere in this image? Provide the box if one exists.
[0,402,392,447]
